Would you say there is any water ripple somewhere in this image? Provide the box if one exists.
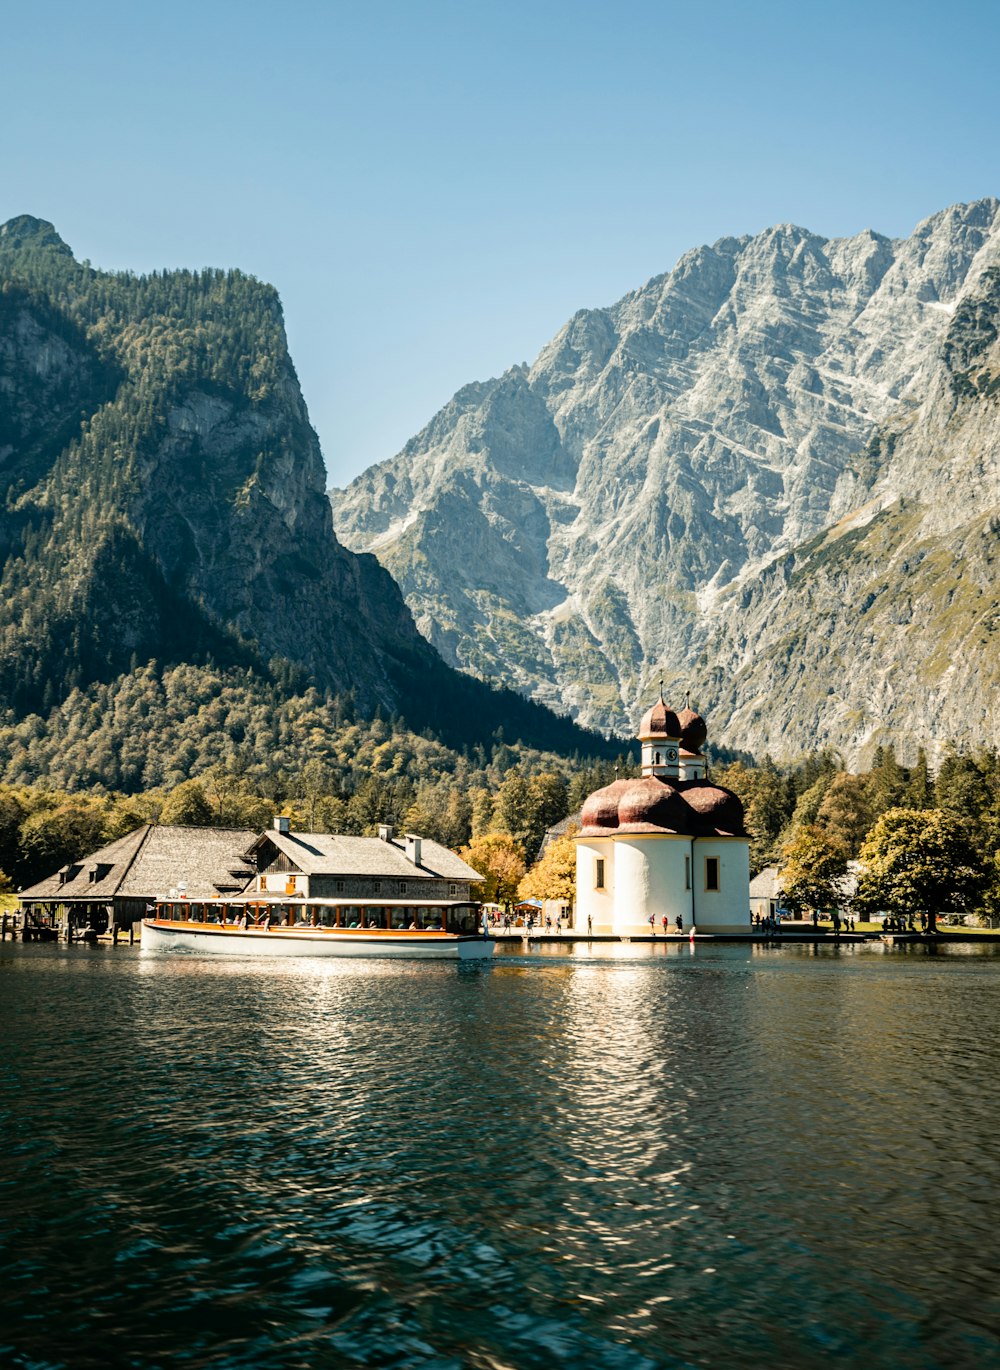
[1,941,999,1367]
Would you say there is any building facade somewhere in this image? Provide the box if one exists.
[574,696,751,936]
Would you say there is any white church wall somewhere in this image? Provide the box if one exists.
[613,836,690,934]
[690,838,751,931]
[574,837,615,933]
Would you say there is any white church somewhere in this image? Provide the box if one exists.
[574,694,751,936]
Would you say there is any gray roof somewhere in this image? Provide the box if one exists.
[20,825,257,902]
[122,826,257,899]
[250,829,482,883]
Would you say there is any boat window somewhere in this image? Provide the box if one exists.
[390,907,408,929]
[317,906,336,927]
[451,908,477,935]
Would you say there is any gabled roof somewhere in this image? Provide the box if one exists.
[20,825,258,902]
[20,826,153,900]
[249,829,481,882]
[121,826,257,899]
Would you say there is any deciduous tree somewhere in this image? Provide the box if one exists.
[854,807,986,924]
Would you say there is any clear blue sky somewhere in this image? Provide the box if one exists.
[4,0,999,487]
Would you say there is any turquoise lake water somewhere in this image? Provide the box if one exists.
[2,938,999,1368]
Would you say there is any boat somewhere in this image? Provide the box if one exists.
[141,896,494,960]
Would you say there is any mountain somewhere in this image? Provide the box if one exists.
[331,200,1000,763]
[0,216,613,762]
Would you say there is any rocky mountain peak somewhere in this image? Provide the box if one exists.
[332,200,1000,762]
[0,215,73,256]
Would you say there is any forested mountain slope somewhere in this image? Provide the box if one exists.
[0,216,612,764]
[332,200,1000,763]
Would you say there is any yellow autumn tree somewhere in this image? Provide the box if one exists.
[517,826,578,906]
[458,833,527,907]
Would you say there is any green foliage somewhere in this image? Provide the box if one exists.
[855,807,987,920]
[778,824,848,915]
[18,798,109,887]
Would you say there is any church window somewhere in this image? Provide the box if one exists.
[595,858,606,890]
[705,857,720,892]
[684,856,691,890]
[654,751,661,765]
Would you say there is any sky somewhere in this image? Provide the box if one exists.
[4,0,999,488]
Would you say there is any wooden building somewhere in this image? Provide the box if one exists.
[248,819,480,902]
[18,824,257,935]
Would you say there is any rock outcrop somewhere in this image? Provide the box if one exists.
[0,217,611,759]
[332,200,1000,763]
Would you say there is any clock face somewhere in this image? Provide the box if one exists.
[666,748,677,762]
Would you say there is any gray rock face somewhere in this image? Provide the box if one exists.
[332,200,1000,761]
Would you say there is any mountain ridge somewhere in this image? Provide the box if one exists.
[0,217,616,762]
[332,199,1000,763]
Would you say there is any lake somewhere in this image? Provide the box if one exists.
[2,939,999,1368]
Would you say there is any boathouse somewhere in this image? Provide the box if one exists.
[18,824,257,935]
[574,694,751,936]
[18,819,481,935]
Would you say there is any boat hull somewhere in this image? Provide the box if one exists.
[141,919,494,960]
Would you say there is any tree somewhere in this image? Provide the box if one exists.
[518,827,578,906]
[19,799,109,886]
[854,807,987,924]
[867,745,906,818]
[815,772,875,858]
[744,758,789,872]
[492,770,533,847]
[778,824,848,917]
[159,780,213,827]
[458,833,527,907]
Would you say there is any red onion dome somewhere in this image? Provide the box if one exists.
[579,779,633,831]
[676,706,708,753]
[679,782,746,836]
[616,778,691,832]
[638,698,681,738]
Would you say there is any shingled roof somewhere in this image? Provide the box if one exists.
[249,829,482,883]
[20,825,258,902]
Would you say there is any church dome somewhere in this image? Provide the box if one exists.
[579,779,632,831]
[638,697,680,738]
[617,777,691,831]
[677,706,708,753]
[579,776,746,837]
[680,782,746,836]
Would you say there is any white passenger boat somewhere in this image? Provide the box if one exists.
[142,896,493,960]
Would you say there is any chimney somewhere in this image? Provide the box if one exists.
[405,834,422,866]
[274,815,290,834]
[378,824,394,843]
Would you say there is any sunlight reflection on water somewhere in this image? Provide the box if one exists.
[2,940,1000,1368]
